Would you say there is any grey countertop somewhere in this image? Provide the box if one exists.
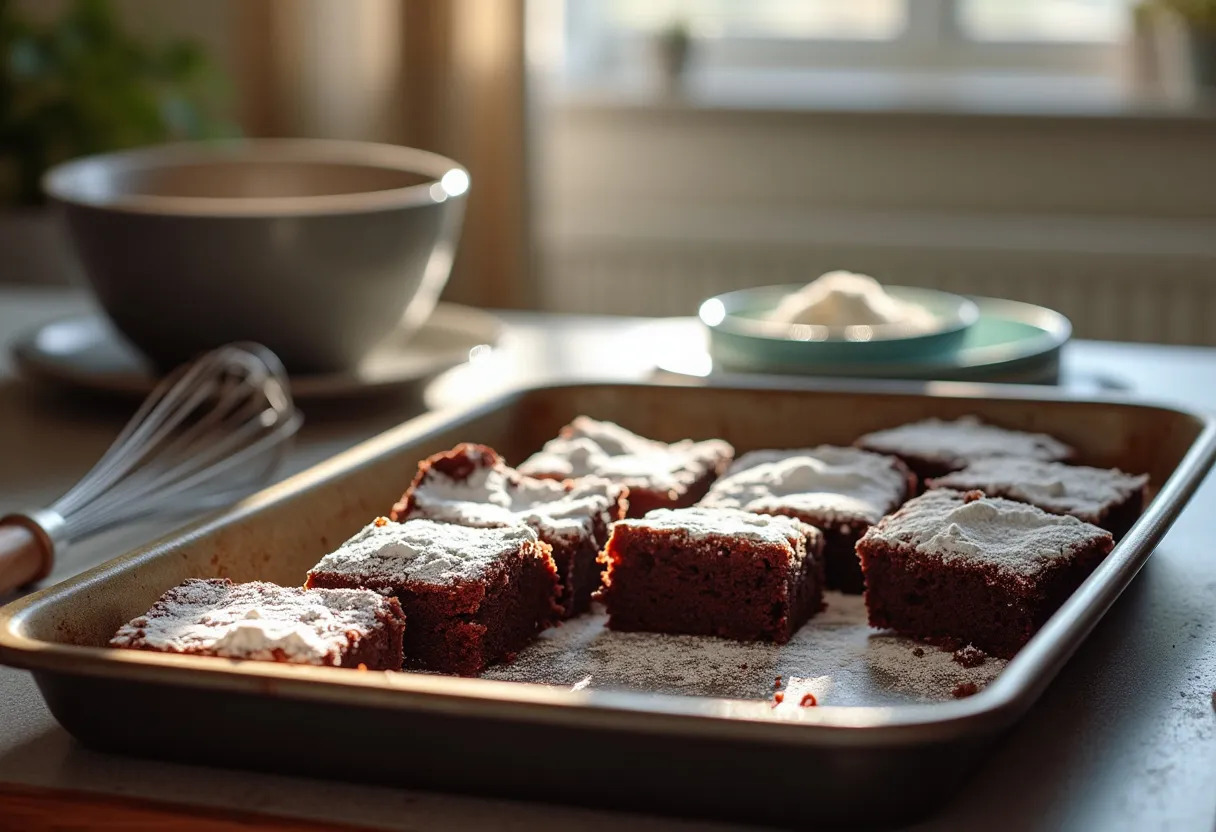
[1,287,1215,831]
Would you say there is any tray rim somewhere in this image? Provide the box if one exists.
[3,378,1215,750]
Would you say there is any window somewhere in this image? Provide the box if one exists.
[958,0,1130,42]
[597,0,907,41]
[550,0,1135,85]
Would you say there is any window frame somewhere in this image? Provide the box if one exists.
[558,0,1127,83]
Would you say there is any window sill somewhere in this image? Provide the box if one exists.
[547,68,1216,123]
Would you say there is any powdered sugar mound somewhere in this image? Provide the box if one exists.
[703,446,909,525]
[857,416,1073,470]
[518,416,732,490]
[865,489,1112,577]
[310,518,538,586]
[768,270,937,331]
[928,457,1147,523]
[483,592,1007,704]
[109,579,394,666]
[210,609,330,661]
[614,506,812,547]
[408,454,618,541]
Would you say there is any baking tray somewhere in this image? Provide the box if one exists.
[2,381,1214,828]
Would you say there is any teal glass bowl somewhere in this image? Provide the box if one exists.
[702,284,980,371]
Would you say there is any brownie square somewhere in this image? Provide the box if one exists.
[392,443,627,617]
[857,489,1114,659]
[518,416,734,517]
[306,518,561,676]
[927,458,1148,539]
[700,446,915,594]
[855,416,1074,482]
[601,507,824,643]
[110,579,406,670]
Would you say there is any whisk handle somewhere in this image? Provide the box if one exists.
[0,516,54,596]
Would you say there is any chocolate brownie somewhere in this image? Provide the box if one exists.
[927,458,1148,539]
[110,578,406,670]
[601,507,824,643]
[306,518,560,676]
[855,416,1074,481]
[857,489,1114,659]
[392,443,626,616]
[518,416,734,517]
[700,446,915,593]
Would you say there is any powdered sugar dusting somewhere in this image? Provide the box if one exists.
[928,458,1147,523]
[309,518,538,586]
[857,416,1073,471]
[109,579,395,666]
[210,609,330,661]
[613,506,814,547]
[518,416,732,491]
[407,453,617,541]
[482,593,1006,704]
[864,489,1113,577]
[863,636,1001,700]
[702,446,909,526]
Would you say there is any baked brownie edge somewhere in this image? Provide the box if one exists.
[392,444,622,616]
[602,507,823,643]
[857,489,1114,658]
[110,579,407,670]
[306,519,561,675]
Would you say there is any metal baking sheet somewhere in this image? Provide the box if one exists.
[2,381,1214,827]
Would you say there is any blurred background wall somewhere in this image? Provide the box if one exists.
[5,0,1216,344]
[2,0,531,309]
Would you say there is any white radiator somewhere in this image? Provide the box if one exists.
[537,97,1216,346]
[539,210,1216,345]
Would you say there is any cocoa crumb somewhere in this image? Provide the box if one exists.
[774,675,783,689]
[799,693,817,707]
[912,647,925,658]
[738,663,748,670]
[951,682,979,698]
[953,645,987,668]
[962,490,985,503]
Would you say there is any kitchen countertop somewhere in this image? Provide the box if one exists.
[1,286,1214,831]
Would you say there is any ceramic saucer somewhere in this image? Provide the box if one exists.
[657,296,1074,384]
[11,303,502,401]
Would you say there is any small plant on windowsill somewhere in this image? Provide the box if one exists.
[0,0,236,209]
[652,18,693,96]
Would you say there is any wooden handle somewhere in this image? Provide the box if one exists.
[0,518,53,596]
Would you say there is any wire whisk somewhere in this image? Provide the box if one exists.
[0,343,303,595]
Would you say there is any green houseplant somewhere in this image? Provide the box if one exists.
[1,0,234,206]
[0,0,234,282]
[651,18,692,96]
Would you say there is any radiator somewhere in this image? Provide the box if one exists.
[537,99,1216,346]
[539,219,1216,346]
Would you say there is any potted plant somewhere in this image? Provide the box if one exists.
[650,18,693,96]
[0,0,234,283]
